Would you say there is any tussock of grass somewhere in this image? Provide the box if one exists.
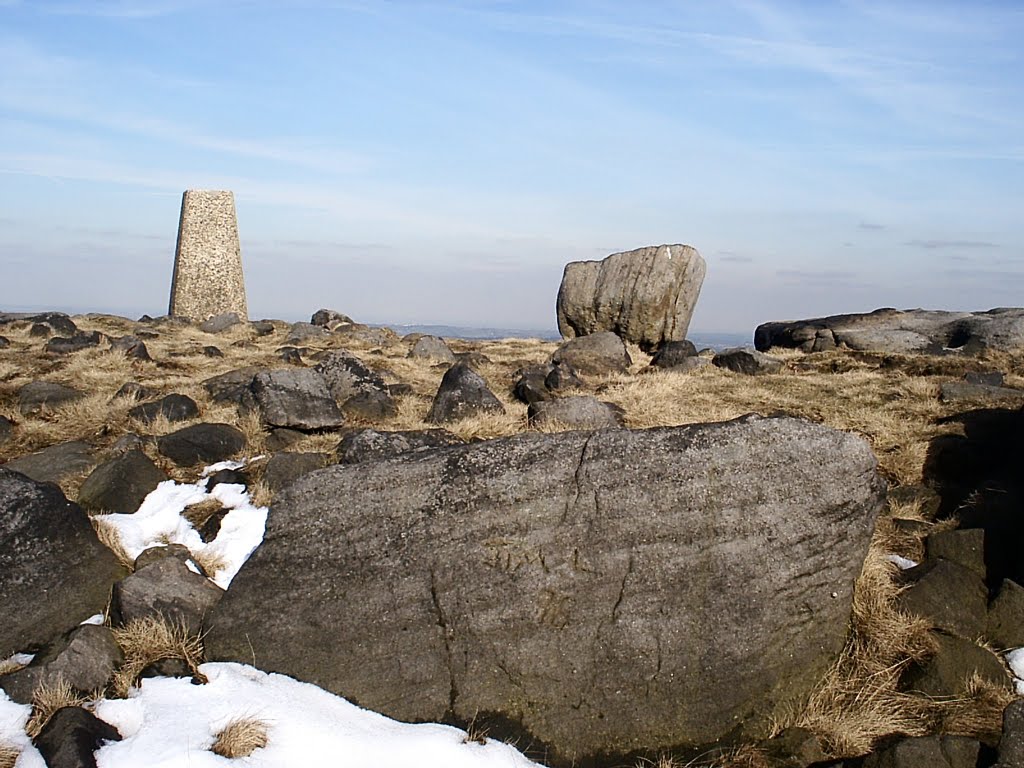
[191,548,230,580]
[91,516,135,570]
[211,717,269,758]
[0,743,19,768]
[706,744,772,768]
[936,672,1016,741]
[183,498,226,529]
[0,656,30,677]
[110,616,204,698]
[25,678,88,738]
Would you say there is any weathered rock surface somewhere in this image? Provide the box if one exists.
[527,395,625,430]
[713,348,784,376]
[426,363,505,424]
[861,735,980,768]
[987,579,1024,649]
[904,632,1009,699]
[649,339,698,369]
[45,330,103,355]
[111,557,224,635]
[128,393,200,425]
[263,452,330,492]
[311,308,354,329]
[250,369,344,430]
[408,335,455,363]
[997,699,1024,767]
[314,349,389,402]
[199,312,243,334]
[938,380,1024,405]
[0,469,125,658]
[76,449,168,513]
[3,441,97,485]
[336,428,465,464]
[157,423,246,466]
[557,244,706,352]
[550,331,632,375]
[109,335,151,361]
[18,380,85,416]
[0,311,77,337]
[754,307,1024,355]
[899,559,988,639]
[33,706,122,768]
[202,366,262,406]
[206,415,884,764]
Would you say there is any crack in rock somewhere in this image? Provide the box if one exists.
[429,568,457,715]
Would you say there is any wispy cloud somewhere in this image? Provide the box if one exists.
[905,239,1000,250]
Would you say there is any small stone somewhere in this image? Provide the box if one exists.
[713,347,784,375]
[157,423,247,467]
[18,380,85,416]
[77,450,168,514]
[128,394,200,425]
[33,706,122,768]
[426,363,505,424]
[988,579,1024,649]
[408,335,455,363]
[110,557,224,635]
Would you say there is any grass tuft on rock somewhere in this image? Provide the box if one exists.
[25,678,88,738]
[110,616,204,698]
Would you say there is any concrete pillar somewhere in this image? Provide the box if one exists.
[169,190,248,321]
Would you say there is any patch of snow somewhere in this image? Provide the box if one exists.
[90,663,541,768]
[1,653,34,669]
[201,456,264,477]
[0,692,44,767]
[1006,647,1024,695]
[886,554,918,570]
[81,613,106,626]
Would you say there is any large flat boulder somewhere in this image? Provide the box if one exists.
[754,307,1024,355]
[556,244,706,352]
[0,468,126,658]
[205,415,884,765]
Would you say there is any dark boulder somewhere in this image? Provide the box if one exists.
[45,331,103,355]
[336,428,465,464]
[997,699,1024,768]
[128,394,200,425]
[110,557,224,635]
[285,322,327,344]
[904,632,1009,698]
[18,380,85,416]
[111,382,153,401]
[0,469,125,658]
[202,345,224,358]
[987,579,1024,649]
[262,452,330,492]
[925,528,986,578]
[157,423,246,467]
[861,735,980,768]
[938,380,1024,405]
[202,367,262,406]
[205,415,883,764]
[33,706,122,768]
[251,369,344,431]
[311,308,354,328]
[199,312,243,334]
[109,335,151,361]
[545,361,584,392]
[314,349,389,402]
[550,331,631,375]
[426,363,505,424]
[76,450,168,514]
[3,441,97,485]
[899,559,988,639]
[512,366,554,405]
[713,348,784,375]
[0,414,13,446]
[649,340,698,369]
[408,335,455,363]
[341,390,398,421]
[0,311,77,337]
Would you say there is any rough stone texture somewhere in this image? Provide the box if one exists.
[426,363,505,424]
[202,366,262,405]
[713,348,784,375]
[513,366,554,405]
[550,331,632,375]
[157,423,246,466]
[341,390,398,420]
[899,559,988,638]
[169,190,247,322]
[128,393,200,425]
[111,557,224,635]
[0,468,125,658]
[755,307,1024,355]
[45,331,103,355]
[0,311,77,337]
[263,452,331,492]
[409,335,456,363]
[649,340,699,369]
[759,727,826,768]
[925,529,986,578]
[965,371,1005,387]
[112,382,153,401]
[314,349,389,402]
[861,735,980,768]
[3,441,97,485]
[545,361,584,392]
[199,312,243,333]
[904,632,1009,698]
[0,414,13,446]
[109,335,151,361]
[77,450,168,514]
[527,395,625,430]
[251,369,345,430]
[205,415,884,764]
[988,580,1024,649]
[557,244,706,352]
[134,543,193,572]
[939,380,1024,405]
[18,380,85,416]
[997,699,1024,767]
[0,624,123,704]
[33,706,122,768]
[311,308,354,328]
[336,428,465,464]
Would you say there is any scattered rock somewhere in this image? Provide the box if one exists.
[904,632,1009,698]
[649,339,699,369]
[311,308,354,329]
[965,371,1005,387]
[45,331,104,355]
[713,348,784,375]
[426,363,505,424]
[199,312,243,334]
[759,727,827,768]
[938,380,1024,405]
[202,345,224,358]
[207,415,883,762]
[528,395,625,429]
[134,544,193,571]
[556,244,706,352]
[341,390,398,421]
[107,433,149,456]
[263,452,331,492]
[3,440,97,485]
[0,468,125,658]
[545,361,584,391]
[861,735,980,768]
[33,706,122,768]
[899,559,988,638]
[204,468,247,492]
[0,414,13,445]
[550,331,632,375]
[987,579,1024,649]
[251,320,276,336]
[925,528,986,578]
[18,380,85,416]
[110,557,224,635]
[250,369,345,431]
[202,367,262,406]
[336,428,465,464]
[157,423,247,466]
[277,346,303,364]
[314,349,389,402]
[512,366,554,405]
[264,428,305,451]
[109,335,152,361]
[997,699,1024,767]
[111,382,153,401]
[76,449,168,514]
[0,624,123,704]
[0,311,77,337]
[408,335,455,363]
[128,394,200,425]
[285,322,327,344]
[0,335,9,348]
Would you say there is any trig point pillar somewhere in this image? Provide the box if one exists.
[169,190,248,321]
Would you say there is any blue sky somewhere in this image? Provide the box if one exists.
[1,0,1022,333]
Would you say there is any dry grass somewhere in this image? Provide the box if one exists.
[0,743,19,768]
[935,672,1017,741]
[704,745,772,768]
[211,716,269,758]
[91,515,135,570]
[0,655,30,677]
[110,616,204,697]
[25,678,88,738]
[191,548,230,580]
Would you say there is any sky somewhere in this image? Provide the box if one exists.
[1,1,1022,334]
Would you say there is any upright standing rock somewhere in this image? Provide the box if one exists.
[557,244,706,352]
[169,190,248,321]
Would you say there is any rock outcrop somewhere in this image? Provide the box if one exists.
[557,244,706,352]
[754,307,1024,355]
[205,415,884,765]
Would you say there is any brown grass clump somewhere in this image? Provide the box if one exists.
[25,678,88,738]
[110,616,204,697]
[0,655,31,677]
[705,744,772,768]
[211,717,269,758]
[191,548,230,580]
[90,516,135,570]
[0,743,19,768]
[183,498,225,529]
[935,672,1017,742]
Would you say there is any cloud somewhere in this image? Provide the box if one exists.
[905,239,1000,250]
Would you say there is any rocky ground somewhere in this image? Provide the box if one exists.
[2,309,1024,767]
